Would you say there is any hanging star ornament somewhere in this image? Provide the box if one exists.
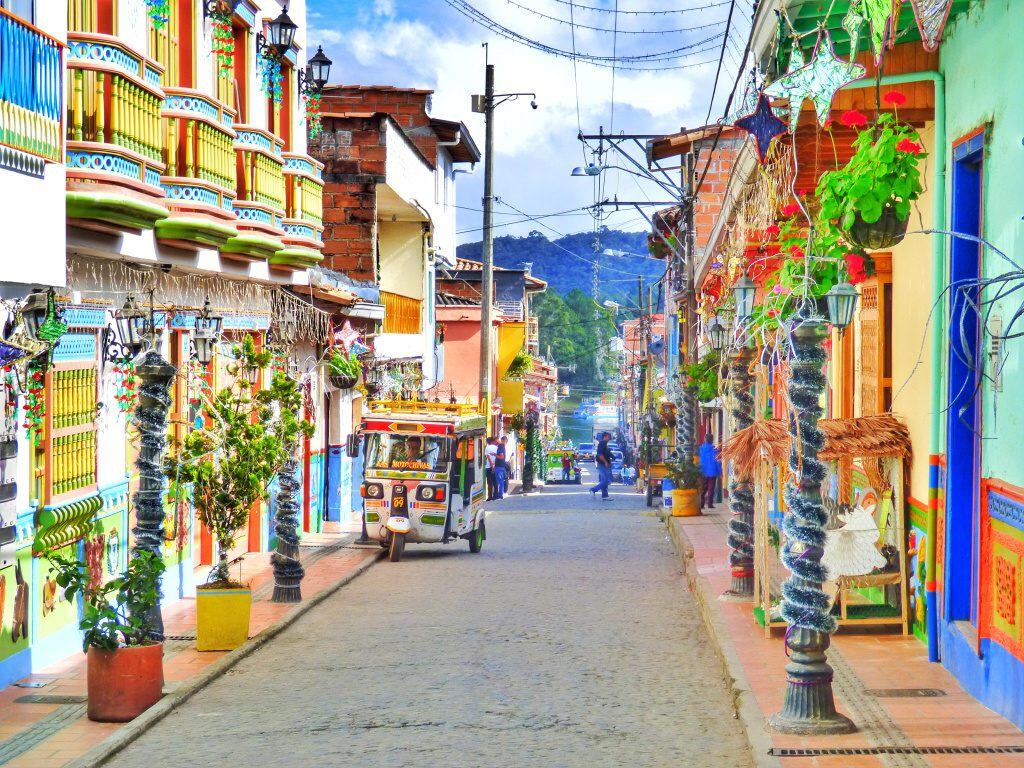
[861,0,896,63]
[733,92,789,163]
[764,32,867,133]
[842,3,865,62]
[910,0,955,51]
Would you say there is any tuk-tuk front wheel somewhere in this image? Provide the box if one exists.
[468,520,486,553]
[389,532,406,562]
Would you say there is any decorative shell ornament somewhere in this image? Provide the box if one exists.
[822,494,886,580]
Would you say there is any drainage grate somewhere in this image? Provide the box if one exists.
[771,746,1024,757]
[14,694,87,705]
[165,634,196,641]
[865,688,947,698]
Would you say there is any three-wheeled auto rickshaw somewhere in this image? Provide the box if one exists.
[351,401,488,562]
[545,447,581,484]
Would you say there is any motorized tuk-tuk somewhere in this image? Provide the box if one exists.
[545,447,581,484]
[352,401,488,562]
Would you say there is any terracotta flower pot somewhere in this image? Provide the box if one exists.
[844,205,909,250]
[87,643,163,722]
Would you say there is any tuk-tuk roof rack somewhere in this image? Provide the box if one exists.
[367,399,482,418]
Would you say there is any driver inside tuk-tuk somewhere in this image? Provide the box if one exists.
[389,435,440,469]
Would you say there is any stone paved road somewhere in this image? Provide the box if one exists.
[113,473,753,768]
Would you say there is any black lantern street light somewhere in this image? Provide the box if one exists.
[256,5,298,61]
[191,300,224,366]
[20,288,49,342]
[707,318,728,352]
[113,295,152,357]
[733,273,757,322]
[825,282,859,332]
[297,46,332,94]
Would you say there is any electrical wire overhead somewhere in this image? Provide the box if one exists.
[544,0,732,14]
[503,0,728,34]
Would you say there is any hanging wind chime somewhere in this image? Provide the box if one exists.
[259,54,283,105]
[305,91,323,139]
[145,0,170,28]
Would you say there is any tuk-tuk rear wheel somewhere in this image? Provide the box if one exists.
[389,532,406,562]
[468,520,485,553]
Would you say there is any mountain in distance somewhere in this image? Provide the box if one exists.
[455,228,664,303]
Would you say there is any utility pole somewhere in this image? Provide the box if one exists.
[479,61,495,427]
[471,53,536,432]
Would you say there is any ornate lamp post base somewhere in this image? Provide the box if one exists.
[769,628,856,734]
[719,575,755,602]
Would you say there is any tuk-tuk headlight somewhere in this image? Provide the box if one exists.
[363,483,383,498]
[416,485,446,502]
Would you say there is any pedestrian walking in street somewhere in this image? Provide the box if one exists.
[485,437,499,501]
[495,436,508,498]
[698,433,720,510]
[590,432,614,500]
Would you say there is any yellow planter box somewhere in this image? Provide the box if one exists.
[196,588,252,651]
[672,488,701,517]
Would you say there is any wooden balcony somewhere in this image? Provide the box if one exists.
[381,291,423,334]
[65,32,168,231]
[156,87,239,249]
[527,315,540,354]
[224,124,287,262]
[272,152,325,270]
[0,8,64,165]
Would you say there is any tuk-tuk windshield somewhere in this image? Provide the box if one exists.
[366,433,449,471]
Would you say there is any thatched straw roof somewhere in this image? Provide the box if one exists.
[721,420,790,481]
[818,413,912,461]
[722,413,911,479]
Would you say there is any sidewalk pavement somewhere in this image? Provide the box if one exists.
[0,533,381,768]
[670,504,1024,768]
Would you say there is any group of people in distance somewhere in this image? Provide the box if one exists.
[484,436,510,501]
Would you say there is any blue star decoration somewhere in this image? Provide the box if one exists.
[733,92,789,162]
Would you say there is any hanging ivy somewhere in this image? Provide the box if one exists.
[259,53,283,105]
[145,0,170,28]
[305,92,323,139]
[210,11,235,73]
[22,365,45,446]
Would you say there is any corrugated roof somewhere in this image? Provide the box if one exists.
[437,292,478,306]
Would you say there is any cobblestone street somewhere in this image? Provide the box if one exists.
[112,474,753,768]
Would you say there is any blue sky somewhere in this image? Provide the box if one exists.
[306,0,750,244]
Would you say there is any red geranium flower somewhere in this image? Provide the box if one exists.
[896,138,922,155]
[789,245,805,259]
[840,109,869,128]
[781,202,801,217]
[883,90,907,107]
[845,252,868,284]
[765,224,781,238]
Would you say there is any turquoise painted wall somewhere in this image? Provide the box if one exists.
[942,0,1024,484]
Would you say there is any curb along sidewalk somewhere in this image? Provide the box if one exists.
[0,533,382,768]
[667,506,1024,768]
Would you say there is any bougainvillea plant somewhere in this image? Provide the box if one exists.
[683,350,720,402]
[210,10,235,73]
[22,365,45,446]
[816,96,927,230]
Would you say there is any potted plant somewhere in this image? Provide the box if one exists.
[503,349,534,381]
[666,453,702,518]
[46,550,165,722]
[816,105,926,250]
[169,337,313,650]
[327,348,361,390]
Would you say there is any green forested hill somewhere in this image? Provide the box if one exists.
[455,228,663,305]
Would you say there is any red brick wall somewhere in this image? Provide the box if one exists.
[320,86,437,167]
[692,136,742,251]
[437,277,482,302]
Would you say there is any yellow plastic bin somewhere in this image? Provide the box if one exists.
[196,588,252,651]
[672,488,700,517]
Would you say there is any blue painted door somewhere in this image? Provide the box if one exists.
[945,131,985,625]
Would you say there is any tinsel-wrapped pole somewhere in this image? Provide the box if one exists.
[769,320,856,735]
[722,346,756,600]
[679,384,698,461]
[522,407,539,492]
[131,350,176,639]
[271,454,304,602]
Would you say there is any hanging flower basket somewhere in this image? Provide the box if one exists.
[330,374,358,390]
[842,205,909,251]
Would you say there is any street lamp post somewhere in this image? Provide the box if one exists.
[721,344,756,601]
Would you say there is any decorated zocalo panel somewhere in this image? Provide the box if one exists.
[980,480,1024,662]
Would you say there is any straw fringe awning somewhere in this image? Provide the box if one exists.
[722,420,790,481]
[722,413,912,480]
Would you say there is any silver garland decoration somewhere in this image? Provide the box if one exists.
[271,455,304,603]
[724,347,755,598]
[130,350,176,639]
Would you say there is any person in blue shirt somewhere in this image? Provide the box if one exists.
[589,432,614,500]
[698,433,721,510]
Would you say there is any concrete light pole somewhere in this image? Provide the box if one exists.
[471,52,535,431]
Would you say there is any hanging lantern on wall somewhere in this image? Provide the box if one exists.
[825,282,859,332]
[20,289,49,342]
[707,318,728,352]
[733,273,757,322]
[192,299,224,366]
[114,296,151,356]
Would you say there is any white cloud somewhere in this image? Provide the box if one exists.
[374,0,395,16]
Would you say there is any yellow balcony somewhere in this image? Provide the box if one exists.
[65,32,167,230]
[0,8,64,164]
[281,152,324,253]
[156,88,239,250]
[225,124,286,262]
